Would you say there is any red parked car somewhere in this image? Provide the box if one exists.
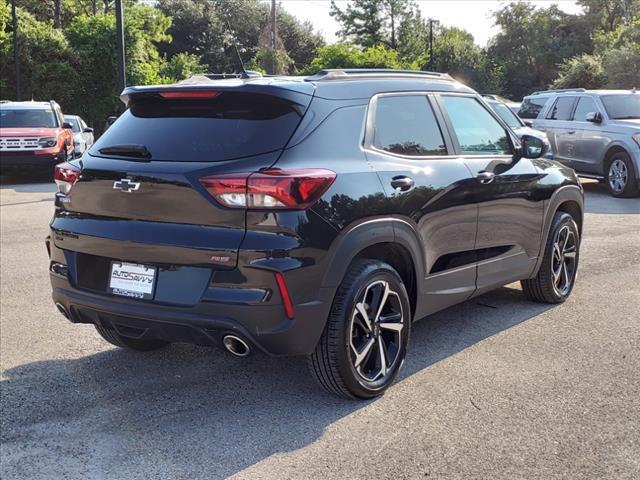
[0,100,74,176]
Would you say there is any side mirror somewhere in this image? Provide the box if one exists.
[520,134,545,159]
[585,111,602,123]
[62,121,73,129]
[83,127,94,133]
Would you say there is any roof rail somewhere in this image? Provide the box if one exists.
[306,68,453,82]
[531,88,586,96]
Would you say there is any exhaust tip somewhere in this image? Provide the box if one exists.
[55,302,69,319]
[222,334,251,357]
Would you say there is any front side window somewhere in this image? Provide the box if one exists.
[572,97,598,121]
[518,97,548,119]
[372,95,447,156]
[546,97,576,120]
[441,96,512,155]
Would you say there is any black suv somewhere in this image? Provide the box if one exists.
[48,70,584,399]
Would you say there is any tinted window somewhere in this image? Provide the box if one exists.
[546,97,576,120]
[90,93,303,162]
[372,96,447,156]
[441,96,512,155]
[601,94,640,119]
[572,97,598,121]
[489,101,522,129]
[518,97,548,119]
[0,108,58,128]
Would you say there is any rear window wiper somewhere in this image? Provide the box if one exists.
[98,144,152,159]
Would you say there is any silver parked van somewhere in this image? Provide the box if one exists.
[519,89,640,197]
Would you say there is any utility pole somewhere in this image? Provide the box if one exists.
[115,0,126,95]
[270,0,277,75]
[11,0,21,100]
[54,0,62,29]
[427,18,439,71]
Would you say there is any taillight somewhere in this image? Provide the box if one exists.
[199,169,336,210]
[160,91,220,100]
[54,162,81,194]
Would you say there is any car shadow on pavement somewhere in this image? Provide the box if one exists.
[582,181,640,215]
[0,285,554,480]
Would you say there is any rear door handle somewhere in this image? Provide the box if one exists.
[567,131,576,135]
[390,176,415,192]
[476,171,496,184]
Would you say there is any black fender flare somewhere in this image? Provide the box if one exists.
[531,184,584,277]
[320,217,425,290]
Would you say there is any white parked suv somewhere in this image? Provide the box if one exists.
[519,89,640,197]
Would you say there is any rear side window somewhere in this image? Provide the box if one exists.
[441,96,512,156]
[90,92,303,162]
[546,97,576,120]
[519,97,548,119]
[572,97,598,121]
[372,96,447,156]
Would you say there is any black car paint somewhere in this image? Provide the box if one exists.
[49,75,583,356]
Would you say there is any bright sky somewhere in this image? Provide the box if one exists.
[279,0,584,46]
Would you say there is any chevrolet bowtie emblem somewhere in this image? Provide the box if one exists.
[113,179,140,192]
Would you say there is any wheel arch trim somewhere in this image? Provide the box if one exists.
[320,217,425,290]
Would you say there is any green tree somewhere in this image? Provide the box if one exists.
[552,20,640,89]
[489,2,592,99]
[0,1,76,105]
[551,54,606,89]
[330,0,411,49]
[300,43,401,75]
[157,0,322,75]
[577,0,640,31]
[247,46,293,75]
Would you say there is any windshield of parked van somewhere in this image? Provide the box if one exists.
[91,92,303,162]
[490,102,522,129]
[64,116,81,132]
[601,94,640,119]
[0,108,57,128]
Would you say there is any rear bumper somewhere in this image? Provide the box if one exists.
[0,151,64,174]
[51,277,332,356]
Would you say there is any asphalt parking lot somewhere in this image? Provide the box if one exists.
[1,179,639,479]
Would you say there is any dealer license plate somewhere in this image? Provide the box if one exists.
[109,262,156,300]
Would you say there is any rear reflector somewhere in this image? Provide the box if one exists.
[274,272,295,319]
[54,162,81,194]
[159,91,220,100]
[199,169,336,210]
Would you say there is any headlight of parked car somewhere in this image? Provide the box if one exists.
[38,137,58,148]
[632,133,640,148]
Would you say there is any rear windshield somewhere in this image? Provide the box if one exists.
[90,92,304,162]
[518,97,548,119]
[0,108,58,128]
[601,94,640,120]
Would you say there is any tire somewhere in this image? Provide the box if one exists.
[94,324,169,351]
[606,151,639,198]
[308,260,411,399]
[521,212,580,304]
